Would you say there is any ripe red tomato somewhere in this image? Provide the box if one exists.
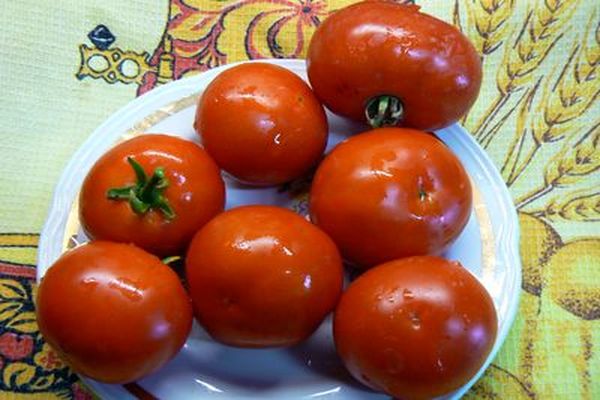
[185,205,343,347]
[307,1,482,130]
[334,256,498,399]
[310,128,472,269]
[79,134,225,257]
[195,62,328,186]
[36,241,193,383]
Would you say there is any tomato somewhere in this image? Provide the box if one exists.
[310,128,472,269]
[307,1,482,131]
[195,62,328,186]
[185,205,343,347]
[36,241,193,383]
[79,134,225,257]
[334,256,498,399]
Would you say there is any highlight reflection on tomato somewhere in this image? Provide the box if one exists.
[334,256,498,400]
[186,205,343,348]
[79,134,225,257]
[307,1,482,130]
[310,128,472,269]
[36,241,193,384]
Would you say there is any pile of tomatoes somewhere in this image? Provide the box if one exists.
[36,2,498,399]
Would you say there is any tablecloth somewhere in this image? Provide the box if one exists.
[0,0,598,398]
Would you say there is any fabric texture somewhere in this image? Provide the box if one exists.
[0,0,598,398]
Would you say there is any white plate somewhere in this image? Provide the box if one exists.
[38,59,521,400]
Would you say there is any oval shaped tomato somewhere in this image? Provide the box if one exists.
[307,1,482,130]
[195,62,328,186]
[79,134,225,256]
[185,205,343,347]
[334,256,498,399]
[310,128,472,269]
[36,241,193,383]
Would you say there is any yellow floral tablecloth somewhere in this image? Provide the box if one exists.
[0,0,598,398]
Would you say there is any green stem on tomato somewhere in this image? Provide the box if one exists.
[162,255,181,265]
[365,95,404,128]
[106,157,176,220]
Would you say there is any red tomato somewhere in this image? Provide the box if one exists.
[195,62,328,186]
[307,1,482,130]
[79,134,225,256]
[310,128,472,269]
[185,205,343,347]
[334,256,498,399]
[36,241,193,383]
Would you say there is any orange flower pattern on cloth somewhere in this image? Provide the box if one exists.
[33,344,64,372]
[137,0,386,94]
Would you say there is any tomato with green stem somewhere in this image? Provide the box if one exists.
[307,1,482,130]
[79,134,225,256]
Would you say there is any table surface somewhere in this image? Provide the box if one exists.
[0,0,598,399]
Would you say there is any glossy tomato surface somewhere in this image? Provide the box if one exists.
[79,134,225,256]
[334,256,498,400]
[186,205,343,348]
[307,1,482,130]
[36,241,193,383]
[310,128,472,269]
[195,62,328,186]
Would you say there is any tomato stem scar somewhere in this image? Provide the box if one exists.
[365,95,404,128]
[106,157,176,220]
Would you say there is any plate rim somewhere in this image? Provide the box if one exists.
[439,124,522,400]
[37,58,521,400]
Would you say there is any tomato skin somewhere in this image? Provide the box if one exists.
[195,62,328,186]
[79,134,225,257]
[36,241,193,383]
[307,1,482,130]
[185,205,343,348]
[334,256,498,399]
[310,128,472,269]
